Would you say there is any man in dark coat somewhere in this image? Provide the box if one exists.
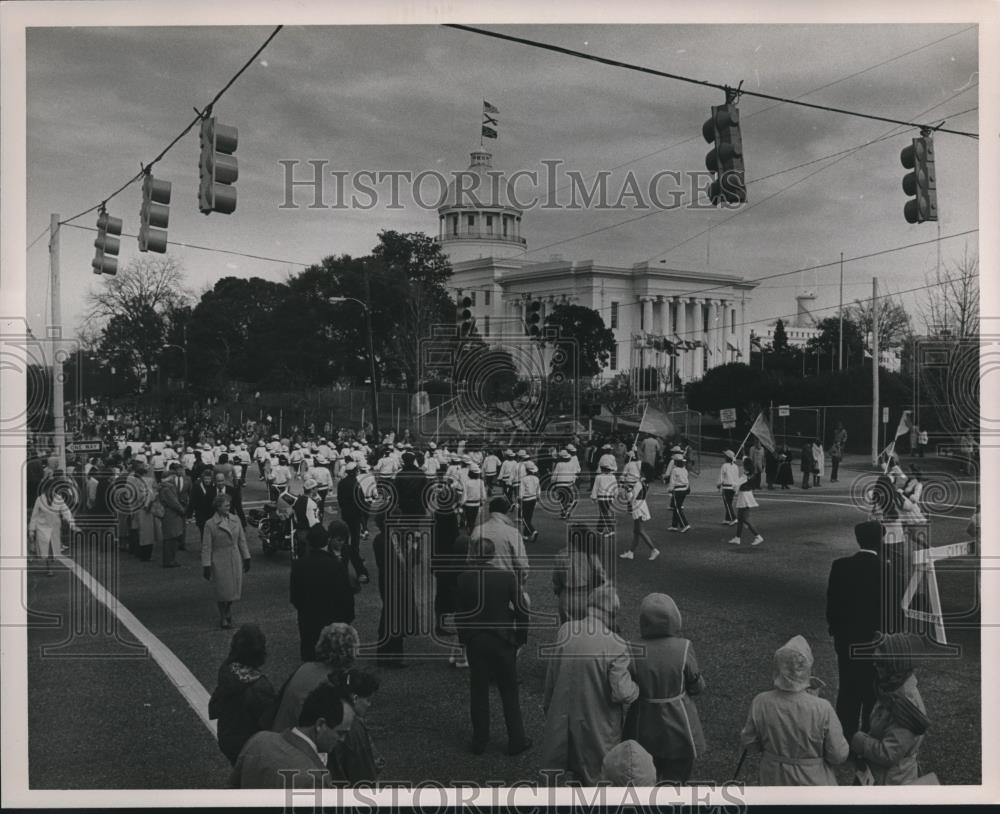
[289,521,356,661]
[336,462,369,583]
[826,520,884,738]
[456,537,531,756]
[800,439,815,489]
[158,463,187,567]
[394,451,427,518]
[188,468,217,537]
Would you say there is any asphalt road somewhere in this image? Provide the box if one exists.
[25,454,981,789]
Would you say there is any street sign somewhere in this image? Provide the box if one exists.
[883,407,889,423]
[777,405,790,417]
[719,407,737,423]
[67,441,103,454]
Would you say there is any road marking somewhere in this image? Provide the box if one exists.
[755,496,975,517]
[54,552,217,739]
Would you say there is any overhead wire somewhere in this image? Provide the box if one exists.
[444,24,979,138]
[58,26,283,228]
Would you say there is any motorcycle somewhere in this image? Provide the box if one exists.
[246,491,298,559]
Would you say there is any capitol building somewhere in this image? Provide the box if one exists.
[433,146,759,391]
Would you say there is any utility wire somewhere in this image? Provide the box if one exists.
[445,24,978,138]
[59,26,283,228]
[64,223,310,268]
[27,226,51,252]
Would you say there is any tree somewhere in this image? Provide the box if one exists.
[920,247,979,338]
[771,319,789,354]
[805,315,864,370]
[541,304,616,378]
[597,373,637,430]
[849,294,912,355]
[84,256,191,389]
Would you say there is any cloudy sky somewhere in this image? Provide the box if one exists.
[11,4,988,343]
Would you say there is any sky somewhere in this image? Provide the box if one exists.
[9,4,990,345]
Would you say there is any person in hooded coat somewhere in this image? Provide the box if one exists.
[850,632,930,785]
[625,593,706,782]
[600,739,657,787]
[541,585,639,785]
[739,635,849,785]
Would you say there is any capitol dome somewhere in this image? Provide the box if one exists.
[436,148,527,263]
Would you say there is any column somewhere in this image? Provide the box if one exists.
[673,296,687,382]
[708,300,720,371]
[655,296,667,391]
[718,299,729,362]
[692,299,705,380]
[641,297,654,335]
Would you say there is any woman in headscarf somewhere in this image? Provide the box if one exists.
[552,525,606,624]
[739,635,849,785]
[208,623,277,765]
[625,593,706,782]
[270,623,359,732]
[850,633,930,785]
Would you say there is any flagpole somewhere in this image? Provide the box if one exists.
[734,412,763,458]
[632,402,649,454]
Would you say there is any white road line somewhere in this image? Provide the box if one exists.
[54,553,216,739]
[755,496,976,517]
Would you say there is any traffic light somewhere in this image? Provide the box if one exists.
[457,295,474,337]
[138,172,172,252]
[198,115,238,215]
[525,298,541,336]
[702,102,746,205]
[92,208,122,275]
[901,134,938,224]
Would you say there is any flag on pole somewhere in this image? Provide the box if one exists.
[638,405,674,438]
[750,412,776,452]
[484,100,499,114]
[481,126,498,139]
[893,410,913,439]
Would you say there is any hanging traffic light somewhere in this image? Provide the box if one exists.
[901,133,938,224]
[457,295,474,337]
[525,298,541,337]
[138,172,172,252]
[92,208,122,275]
[198,115,238,215]
[702,101,746,206]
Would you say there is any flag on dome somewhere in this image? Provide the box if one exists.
[482,100,499,139]
[481,125,497,139]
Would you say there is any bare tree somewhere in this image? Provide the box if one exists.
[920,247,979,338]
[84,255,191,328]
[848,293,912,353]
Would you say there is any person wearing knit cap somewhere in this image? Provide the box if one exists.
[665,455,691,533]
[601,740,656,787]
[716,450,740,526]
[826,521,885,739]
[590,460,619,535]
[850,632,930,785]
[739,635,849,785]
[541,586,638,785]
[625,593,705,781]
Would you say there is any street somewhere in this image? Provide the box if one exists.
[26,454,981,789]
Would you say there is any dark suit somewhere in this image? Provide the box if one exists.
[290,547,355,661]
[337,474,369,579]
[826,549,882,738]
[188,482,217,534]
[456,564,529,751]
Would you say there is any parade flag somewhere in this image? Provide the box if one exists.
[638,405,674,438]
[481,125,498,139]
[893,410,914,439]
[484,100,499,114]
[750,412,776,452]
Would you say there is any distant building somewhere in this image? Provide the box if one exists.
[434,146,758,390]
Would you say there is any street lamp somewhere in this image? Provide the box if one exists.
[161,324,188,393]
[329,293,380,441]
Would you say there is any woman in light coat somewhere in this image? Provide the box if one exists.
[740,635,849,785]
[28,476,77,576]
[202,493,252,629]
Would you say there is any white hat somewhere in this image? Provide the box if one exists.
[428,442,437,450]
[303,478,318,490]
[345,461,358,471]
[723,449,736,459]
[559,449,571,459]
[469,464,481,474]
[566,444,577,452]
[525,461,538,473]
[517,450,528,459]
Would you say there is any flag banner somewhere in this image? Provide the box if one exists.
[750,335,763,349]
[750,412,776,452]
[481,125,497,139]
[483,113,498,126]
[638,405,674,438]
[893,410,914,439]
[484,100,499,114]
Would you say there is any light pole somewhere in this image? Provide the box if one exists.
[329,294,380,441]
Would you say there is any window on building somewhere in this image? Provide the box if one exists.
[731,309,736,333]
[451,214,459,235]
[468,214,475,229]
[485,290,492,306]
[502,217,508,237]
[483,315,490,336]
[610,344,618,370]
[470,291,477,306]
[486,214,493,233]
[610,301,619,329]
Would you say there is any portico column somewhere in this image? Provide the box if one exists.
[692,298,705,380]
[708,300,721,371]
[673,296,687,382]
